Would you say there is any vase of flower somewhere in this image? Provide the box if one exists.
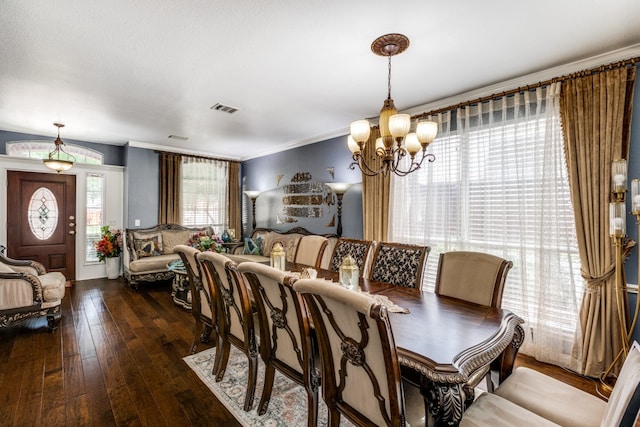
[105,256,120,279]
[187,231,226,253]
[95,225,123,279]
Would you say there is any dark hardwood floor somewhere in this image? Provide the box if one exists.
[0,277,605,426]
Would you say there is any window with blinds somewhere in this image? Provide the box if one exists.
[390,89,583,364]
[85,173,104,263]
[181,157,229,233]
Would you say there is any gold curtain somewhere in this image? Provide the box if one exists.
[228,161,241,238]
[159,152,182,224]
[361,128,391,242]
[560,66,636,376]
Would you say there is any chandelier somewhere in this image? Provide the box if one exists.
[43,123,75,173]
[348,34,438,177]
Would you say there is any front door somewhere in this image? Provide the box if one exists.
[7,171,76,280]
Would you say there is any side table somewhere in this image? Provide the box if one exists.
[167,261,192,311]
[222,241,244,253]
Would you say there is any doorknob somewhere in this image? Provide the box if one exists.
[68,230,76,235]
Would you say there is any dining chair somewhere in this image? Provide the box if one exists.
[491,340,640,427]
[174,244,216,354]
[294,235,328,268]
[197,251,258,412]
[368,242,430,289]
[432,250,513,390]
[434,251,513,308]
[237,262,319,426]
[293,278,425,427]
[328,238,375,277]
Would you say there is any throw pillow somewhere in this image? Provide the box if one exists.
[135,236,163,258]
[161,230,191,254]
[242,237,262,255]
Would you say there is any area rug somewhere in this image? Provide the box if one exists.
[184,346,352,426]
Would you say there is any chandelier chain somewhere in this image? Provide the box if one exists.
[387,55,392,100]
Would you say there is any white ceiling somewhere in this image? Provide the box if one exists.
[1,1,639,161]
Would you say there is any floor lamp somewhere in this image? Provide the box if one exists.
[326,183,351,237]
[599,159,639,395]
[244,191,261,231]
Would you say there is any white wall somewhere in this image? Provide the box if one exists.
[0,155,124,280]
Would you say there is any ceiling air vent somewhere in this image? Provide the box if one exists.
[210,103,239,114]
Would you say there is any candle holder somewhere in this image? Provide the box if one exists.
[339,255,359,290]
[270,242,286,272]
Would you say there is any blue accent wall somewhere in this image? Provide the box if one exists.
[124,144,160,228]
[241,135,363,239]
[627,66,640,342]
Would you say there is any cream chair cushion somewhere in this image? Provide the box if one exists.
[0,278,33,310]
[461,393,560,427]
[495,367,605,427]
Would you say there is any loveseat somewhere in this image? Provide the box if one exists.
[228,226,338,269]
[123,223,212,290]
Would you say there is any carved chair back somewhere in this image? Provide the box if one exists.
[293,278,407,427]
[174,245,216,353]
[369,242,430,289]
[197,251,258,411]
[238,262,319,425]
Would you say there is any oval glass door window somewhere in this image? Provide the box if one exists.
[28,187,58,240]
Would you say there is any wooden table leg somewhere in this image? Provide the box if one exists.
[422,379,471,427]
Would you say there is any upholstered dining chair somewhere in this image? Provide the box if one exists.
[461,341,640,427]
[197,251,258,412]
[495,340,640,427]
[328,238,375,276]
[237,262,319,426]
[173,245,215,354]
[434,251,513,308]
[368,242,430,289]
[293,278,425,427]
[294,235,328,269]
[432,250,513,390]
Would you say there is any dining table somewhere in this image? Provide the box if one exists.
[287,262,525,427]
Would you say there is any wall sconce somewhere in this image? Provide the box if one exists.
[244,190,261,231]
[43,123,75,173]
[326,183,352,237]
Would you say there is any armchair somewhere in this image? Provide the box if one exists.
[0,252,66,331]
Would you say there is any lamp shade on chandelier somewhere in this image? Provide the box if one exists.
[348,33,438,177]
[43,123,76,173]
